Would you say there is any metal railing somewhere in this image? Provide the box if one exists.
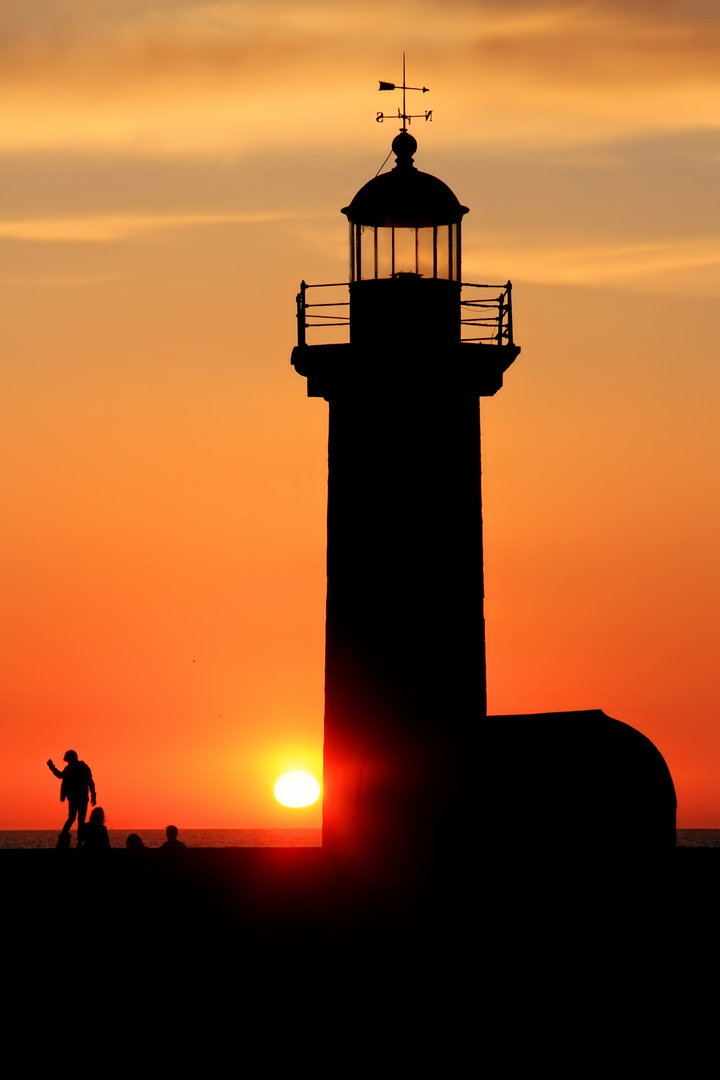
[296,281,350,347]
[295,279,513,347]
[460,281,513,346]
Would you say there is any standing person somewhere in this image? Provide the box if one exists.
[47,750,96,846]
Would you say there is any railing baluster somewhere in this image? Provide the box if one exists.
[297,280,307,347]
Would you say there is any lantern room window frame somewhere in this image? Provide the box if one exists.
[350,222,461,283]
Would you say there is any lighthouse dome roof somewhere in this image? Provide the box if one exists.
[341,132,469,229]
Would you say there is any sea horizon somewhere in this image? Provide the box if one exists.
[0,828,322,849]
[0,828,717,849]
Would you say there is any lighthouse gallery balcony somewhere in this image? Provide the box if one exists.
[291,278,520,399]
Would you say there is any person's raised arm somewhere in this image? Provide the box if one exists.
[47,759,63,779]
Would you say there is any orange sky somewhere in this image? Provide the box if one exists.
[2,1,719,829]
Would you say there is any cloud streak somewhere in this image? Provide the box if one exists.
[0,209,305,242]
[465,235,720,290]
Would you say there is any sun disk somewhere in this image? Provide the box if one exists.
[274,771,321,808]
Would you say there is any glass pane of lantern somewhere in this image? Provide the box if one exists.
[435,225,450,279]
[358,225,372,280]
[394,227,417,275]
[450,223,458,281]
[377,228,393,277]
[417,228,434,278]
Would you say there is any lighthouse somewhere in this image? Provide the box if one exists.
[291,67,678,868]
[292,92,520,873]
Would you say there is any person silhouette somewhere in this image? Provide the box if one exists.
[81,806,111,851]
[160,825,187,851]
[47,750,96,847]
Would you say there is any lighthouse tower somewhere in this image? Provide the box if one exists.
[292,101,520,873]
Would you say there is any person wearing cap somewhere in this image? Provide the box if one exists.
[47,750,97,846]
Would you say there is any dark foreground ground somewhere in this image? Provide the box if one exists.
[4,847,717,1067]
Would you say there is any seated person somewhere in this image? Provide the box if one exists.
[160,825,187,851]
[82,806,111,851]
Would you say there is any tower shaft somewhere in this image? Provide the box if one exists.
[322,375,486,861]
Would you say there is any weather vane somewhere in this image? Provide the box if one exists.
[376,53,432,130]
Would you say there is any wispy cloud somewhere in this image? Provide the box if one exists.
[465,235,720,290]
[0,209,305,242]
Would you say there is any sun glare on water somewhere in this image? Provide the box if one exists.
[274,771,321,808]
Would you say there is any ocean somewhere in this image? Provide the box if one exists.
[0,828,322,849]
[0,828,715,848]
[676,829,720,847]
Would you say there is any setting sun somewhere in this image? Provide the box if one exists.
[274,772,321,808]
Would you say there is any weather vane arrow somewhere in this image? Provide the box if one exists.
[378,81,429,93]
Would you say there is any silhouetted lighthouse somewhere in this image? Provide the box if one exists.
[292,112,519,871]
[293,74,678,864]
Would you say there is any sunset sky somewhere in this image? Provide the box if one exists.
[2,0,718,829]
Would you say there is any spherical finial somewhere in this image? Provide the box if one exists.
[392,130,417,168]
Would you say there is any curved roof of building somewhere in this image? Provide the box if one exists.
[341,132,469,228]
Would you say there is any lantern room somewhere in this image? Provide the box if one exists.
[342,131,468,282]
[292,124,519,396]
